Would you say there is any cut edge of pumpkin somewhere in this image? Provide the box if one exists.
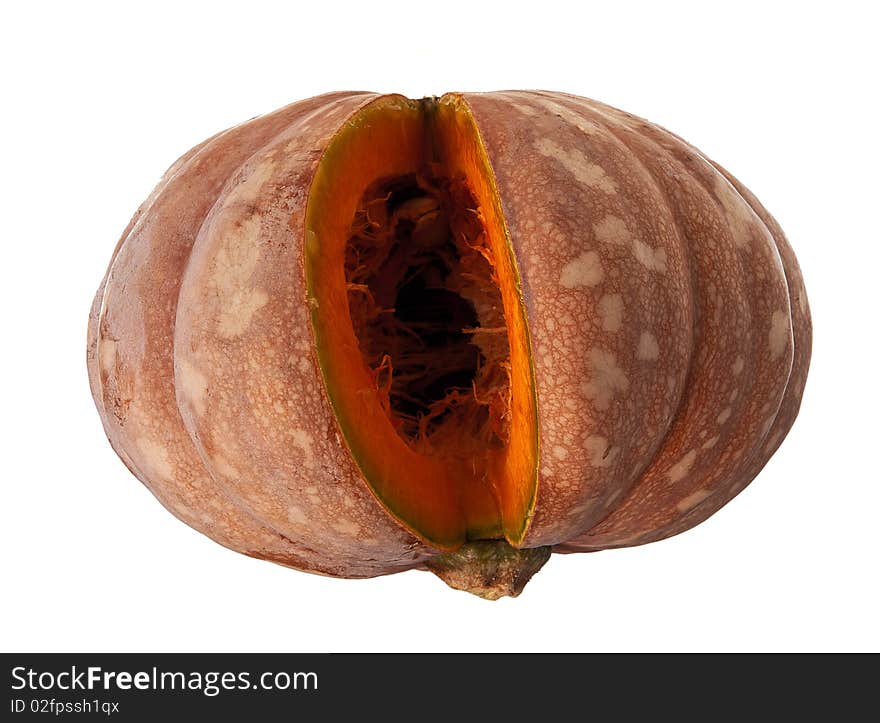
[304,93,539,552]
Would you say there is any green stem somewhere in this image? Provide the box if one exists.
[425,541,551,600]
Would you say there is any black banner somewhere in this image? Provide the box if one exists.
[2,653,875,719]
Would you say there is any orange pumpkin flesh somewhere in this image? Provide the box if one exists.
[305,95,538,548]
[88,91,811,599]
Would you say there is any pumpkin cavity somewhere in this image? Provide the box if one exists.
[344,172,512,455]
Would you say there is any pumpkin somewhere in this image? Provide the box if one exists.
[87,91,811,599]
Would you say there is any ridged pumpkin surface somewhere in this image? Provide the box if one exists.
[88,91,810,595]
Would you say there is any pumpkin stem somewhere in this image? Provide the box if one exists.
[424,541,551,600]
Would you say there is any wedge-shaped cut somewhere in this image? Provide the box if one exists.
[305,95,538,549]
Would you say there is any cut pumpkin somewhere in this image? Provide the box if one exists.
[90,90,811,598]
[305,95,539,549]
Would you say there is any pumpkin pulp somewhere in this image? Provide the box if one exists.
[305,95,538,550]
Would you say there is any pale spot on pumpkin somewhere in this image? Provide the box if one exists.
[332,518,361,536]
[217,288,268,338]
[212,453,239,480]
[210,214,270,338]
[229,158,276,205]
[637,331,660,361]
[197,510,215,525]
[677,488,712,512]
[598,293,624,332]
[291,429,315,467]
[283,138,302,154]
[594,214,631,245]
[99,338,117,376]
[534,137,617,194]
[717,407,732,425]
[702,434,720,450]
[580,349,629,411]
[534,97,600,135]
[177,358,208,416]
[769,310,790,360]
[632,239,668,272]
[584,435,618,468]
[552,445,569,460]
[287,505,307,525]
[732,356,745,376]
[560,251,604,288]
[136,437,174,480]
[714,176,754,247]
[667,449,697,483]
[507,99,540,117]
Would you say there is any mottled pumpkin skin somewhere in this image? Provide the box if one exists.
[88,91,811,580]
[87,93,432,578]
[465,92,811,551]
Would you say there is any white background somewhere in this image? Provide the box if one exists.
[2,1,878,652]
